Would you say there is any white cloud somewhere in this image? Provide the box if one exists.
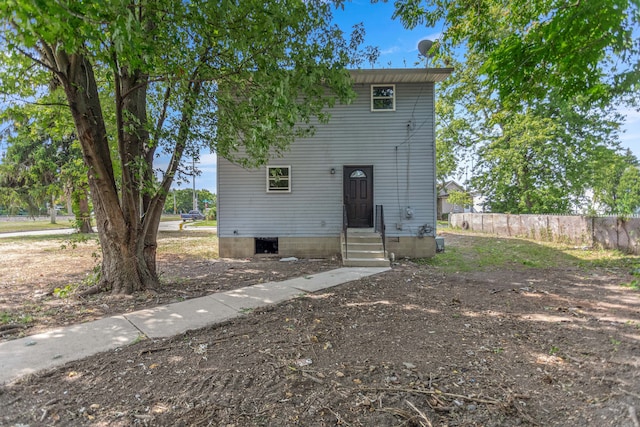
[380,46,400,55]
[198,152,217,167]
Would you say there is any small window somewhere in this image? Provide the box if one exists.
[371,84,395,111]
[266,166,291,193]
[256,237,278,254]
[350,169,366,178]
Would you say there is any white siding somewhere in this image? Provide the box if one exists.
[218,82,436,238]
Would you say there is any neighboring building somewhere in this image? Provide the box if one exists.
[437,180,466,219]
[217,68,453,265]
[437,181,485,218]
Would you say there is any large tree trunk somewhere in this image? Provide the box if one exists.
[49,51,159,294]
[39,42,198,295]
[49,194,57,224]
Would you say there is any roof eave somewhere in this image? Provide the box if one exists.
[349,68,454,84]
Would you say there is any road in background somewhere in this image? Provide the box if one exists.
[0,220,215,238]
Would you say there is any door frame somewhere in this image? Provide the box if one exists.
[343,165,374,228]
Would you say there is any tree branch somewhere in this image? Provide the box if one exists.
[150,84,172,149]
[14,44,64,81]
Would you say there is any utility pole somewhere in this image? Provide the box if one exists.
[173,190,177,214]
[192,156,198,211]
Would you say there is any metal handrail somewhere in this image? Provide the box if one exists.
[342,204,348,260]
[375,204,386,255]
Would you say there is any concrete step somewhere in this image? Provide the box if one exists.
[344,242,384,251]
[341,228,388,267]
[343,258,390,267]
[347,227,375,233]
[347,228,379,237]
[344,249,385,259]
[346,236,382,244]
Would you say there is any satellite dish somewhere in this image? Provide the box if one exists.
[418,39,434,58]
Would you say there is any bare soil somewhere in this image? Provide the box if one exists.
[0,231,339,340]
[1,231,640,426]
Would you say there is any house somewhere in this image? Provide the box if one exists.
[437,180,466,220]
[437,181,486,218]
[217,68,453,265]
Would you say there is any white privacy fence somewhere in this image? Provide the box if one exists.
[450,213,640,255]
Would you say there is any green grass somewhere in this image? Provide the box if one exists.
[158,232,219,260]
[0,214,203,233]
[620,267,640,291]
[0,220,74,233]
[0,311,34,325]
[0,232,97,244]
[190,220,217,227]
[417,232,639,274]
[417,245,475,272]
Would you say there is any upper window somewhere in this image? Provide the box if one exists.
[371,84,395,111]
[266,166,291,193]
[350,169,367,178]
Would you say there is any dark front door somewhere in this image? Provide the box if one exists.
[344,166,373,227]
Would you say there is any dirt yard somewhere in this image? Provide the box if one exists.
[1,230,640,426]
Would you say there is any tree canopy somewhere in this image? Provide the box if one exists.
[591,149,640,215]
[390,0,640,214]
[0,89,94,229]
[1,0,368,293]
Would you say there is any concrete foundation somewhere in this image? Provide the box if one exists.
[220,235,435,259]
[219,236,340,259]
[386,236,436,259]
[279,237,341,258]
[218,237,254,258]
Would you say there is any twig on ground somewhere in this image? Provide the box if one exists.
[406,400,433,427]
[629,406,640,427]
[621,389,640,400]
[42,398,61,407]
[507,393,540,427]
[76,285,109,298]
[301,371,324,384]
[323,406,351,426]
[7,397,22,406]
[378,407,414,425]
[0,324,27,332]
[133,414,153,420]
[561,353,584,364]
[138,346,173,356]
[596,376,631,386]
[0,327,26,336]
[362,386,502,405]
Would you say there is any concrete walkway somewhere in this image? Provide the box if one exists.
[0,266,390,385]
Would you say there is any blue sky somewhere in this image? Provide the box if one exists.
[178,2,639,192]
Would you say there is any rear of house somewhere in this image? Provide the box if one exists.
[217,68,452,262]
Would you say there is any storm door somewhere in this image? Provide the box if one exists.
[344,166,373,227]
